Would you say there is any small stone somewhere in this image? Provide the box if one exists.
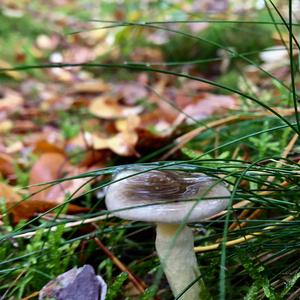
[39,265,107,300]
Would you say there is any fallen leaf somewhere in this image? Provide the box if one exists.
[107,131,139,156]
[33,139,65,155]
[72,80,110,94]
[0,153,14,178]
[181,93,237,123]
[6,141,23,154]
[113,83,148,104]
[0,88,24,113]
[0,60,24,80]
[93,131,139,156]
[115,115,141,132]
[89,96,143,119]
[0,120,13,133]
[28,153,90,213]
[68,130,138,156]
[0,182,49,223]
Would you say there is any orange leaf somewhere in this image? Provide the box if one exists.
[0,182,46,223]
[0,153,14,178]
[182,93,237,122]
[89,96,143,119]
[69,131,139,157]
[72,80,109,94]
[33,139,65,155]
[28,153,89,214]
[115,115,141,132]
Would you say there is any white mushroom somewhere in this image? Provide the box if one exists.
[105,168,230,299]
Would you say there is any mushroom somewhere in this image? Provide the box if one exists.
[105,168,230,299]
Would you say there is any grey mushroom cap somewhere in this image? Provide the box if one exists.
[105,169,230,224]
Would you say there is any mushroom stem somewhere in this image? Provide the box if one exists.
[155,223,207,300]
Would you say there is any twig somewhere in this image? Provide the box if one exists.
[194,215,294,252]
[94,237,147,294]
[12,213,111,239]
[21,291,39,300]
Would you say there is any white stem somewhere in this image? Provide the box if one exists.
[155,223,205,300]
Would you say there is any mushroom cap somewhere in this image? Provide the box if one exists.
[105,169,230,224]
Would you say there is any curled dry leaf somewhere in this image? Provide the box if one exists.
[69,130,139,156]
[0,153,14,178]
[113,83,148,104]
[0,120,13,133]
[0,60,24,80]
[93,131,139,156]
[0,88,24,113]
[72,80,110,94]
[33,139,65,155]
[0,182,52,224]
[89,96,143,119]
[182,93,237,122]
[115,115,141,132]
[28,152,89,214]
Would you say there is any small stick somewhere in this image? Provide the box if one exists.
[194,215,294,252]
[21,291,40,300]
[11,213,111,239]
[94,237,147,294]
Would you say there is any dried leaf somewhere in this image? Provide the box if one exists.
[0,60,24,80]
[113,83,147,104]
[0,182,47,223]
[0,88,24,113]
[182,93,237,122]
[0,120,13,133]
[107,131,139,156]
[93,131,139,156]
[0,153,14,178]
[89,96,143,119]
[33,139,65,155]
[28,153,89,213]
[115,115,141,132]
[72,80,109,94]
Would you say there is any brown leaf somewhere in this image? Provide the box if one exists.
[182,93,237,122]
[0,88,24,113]
[0,120,13,133]
[113,83,148,104]
[28,153,89,214]
[107,131,139,156]
[89,96,143,119]
[0,153,14,178]
[0,60,24,80]
[68,131,138,156]
[0,183,49,223]
[115,116,141,132]
[93,131,139,157]
[72,80,110,94]
[33,139,65,155]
